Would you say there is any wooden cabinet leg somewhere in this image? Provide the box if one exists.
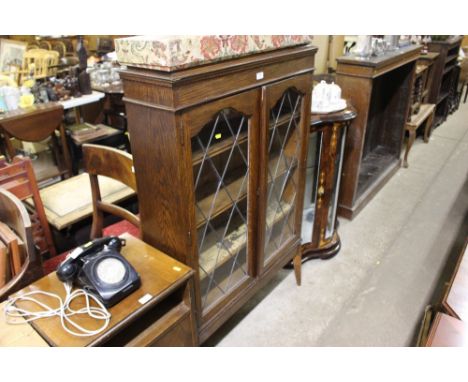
[403,129,416,168]
[293,253,302,286]
[424,111,435,143]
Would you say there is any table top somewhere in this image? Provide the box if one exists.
[26,173,135,230]
[426,312,468,347]
[11,233,193,347]
[59,91,105,110]
[443,238,468,321]
[0,102,63,124]
[0,301,49,346]
[92,85,124,95]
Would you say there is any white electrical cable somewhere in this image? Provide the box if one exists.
[3,282,111,337]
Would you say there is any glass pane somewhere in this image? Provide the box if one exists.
[191,108,250,310]
[301,130,322,244]
[325,126,347,239]
[264,88,303,263]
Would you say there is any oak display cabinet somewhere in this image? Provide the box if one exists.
[117,37,316,343]
[336,45,421,219]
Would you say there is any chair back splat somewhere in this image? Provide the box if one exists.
[82,144,139,239]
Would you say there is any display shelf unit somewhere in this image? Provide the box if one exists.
[119,40,316,343]
[300,104,356,261]
[427,36,463,127]
[335,45,421,220]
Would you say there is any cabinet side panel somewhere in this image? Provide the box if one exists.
[335,73,372,211]
[126,103,192,264]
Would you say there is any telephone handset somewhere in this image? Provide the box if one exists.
[57,236,141,308]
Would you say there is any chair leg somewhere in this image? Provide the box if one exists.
[403,129,416,168]
[464,83,468,104]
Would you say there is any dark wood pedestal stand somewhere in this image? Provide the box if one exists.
[300,105,357,262]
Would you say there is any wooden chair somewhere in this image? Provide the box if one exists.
[82,144,139,239]
[0,188,43,301]
[0,156,57,258]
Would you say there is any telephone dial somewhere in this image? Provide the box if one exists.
[57,236,141,308]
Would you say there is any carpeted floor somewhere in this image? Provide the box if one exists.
[206,100,468,346]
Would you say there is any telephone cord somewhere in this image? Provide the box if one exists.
[3,282,111,337]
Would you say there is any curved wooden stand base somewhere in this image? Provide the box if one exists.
[301,238,341,263]
[285,236,341,271]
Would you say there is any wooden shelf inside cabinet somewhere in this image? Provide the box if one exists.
[438,90,450,103]
[445,53,459,64]
[195,154,297,228]
[192,132,249,166]
[443,65,456,76]
[199,201,293,280]
[269,110,301,130]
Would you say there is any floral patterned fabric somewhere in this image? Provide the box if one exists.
[115,35,313,71]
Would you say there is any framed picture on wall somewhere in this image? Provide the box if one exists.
[0,39,27,73]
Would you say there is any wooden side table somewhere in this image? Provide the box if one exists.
[0,300,49,346]
[301,105,356,262]
[6,233,198,346]
[403,104,435,168]
[0,103,72,180]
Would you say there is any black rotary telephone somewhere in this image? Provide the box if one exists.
[57,236,141,308]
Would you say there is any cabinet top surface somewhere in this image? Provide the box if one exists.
[428,35,463,46]
[115,35,313,72]
[336,44,421,68]
[11,233,193,347]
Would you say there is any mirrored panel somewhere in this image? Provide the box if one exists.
[301,130,322,244]
[325,126,347,239]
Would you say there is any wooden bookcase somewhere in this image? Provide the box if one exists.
[119,44,316,343]
[335,45,420,220]
[427,36,463,127]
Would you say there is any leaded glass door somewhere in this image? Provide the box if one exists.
[259,77,310,271]
[185,91,259,314]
